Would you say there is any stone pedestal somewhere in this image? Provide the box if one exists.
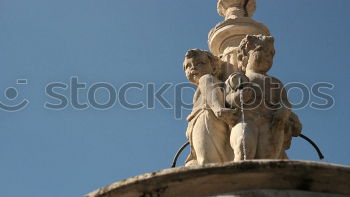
[208,18,270,57]
[209,0,270,79]
[86,161,350,197]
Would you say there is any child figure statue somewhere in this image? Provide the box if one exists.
[183,49,238,166]
[226,35,302,161]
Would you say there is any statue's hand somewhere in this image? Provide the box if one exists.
[225,72,249,92]
[216,108,239,126]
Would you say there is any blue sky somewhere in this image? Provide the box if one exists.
[0,0,349,197]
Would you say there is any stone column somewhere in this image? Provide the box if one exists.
[209,0,270,79]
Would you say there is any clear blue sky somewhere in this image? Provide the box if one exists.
[0,0,349,197]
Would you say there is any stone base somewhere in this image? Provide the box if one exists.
[215,190,348,197]
[86,160,350,197]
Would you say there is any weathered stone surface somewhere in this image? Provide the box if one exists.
[184,35,301,164]
[187,0,301,165]
[208,18,270,56]
[215,190,349,197]
[183,49,237,166]
[86,160,350,197]
[217,0,256,19]
[227,35,301,161]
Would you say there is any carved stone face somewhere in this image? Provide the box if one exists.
[183,54,214,85]
[246,43,274,73]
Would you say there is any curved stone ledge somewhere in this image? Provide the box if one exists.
[208,17,270,56]
[217,190,348,197]
[86,160,350,197]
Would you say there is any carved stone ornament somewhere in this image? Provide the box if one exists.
[209,0,270,57]
[183,35,302,165]
[217,0,256,19]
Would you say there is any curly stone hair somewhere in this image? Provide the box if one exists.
[237,35,275,72]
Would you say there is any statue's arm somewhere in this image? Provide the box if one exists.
[198,74,225,115]
[225,73,252,108]
[198,74,239,125]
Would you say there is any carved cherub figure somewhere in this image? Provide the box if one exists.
[183,49,238,166]
[228,35,300,161]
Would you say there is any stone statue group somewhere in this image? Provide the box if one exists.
[183,34,302,166]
